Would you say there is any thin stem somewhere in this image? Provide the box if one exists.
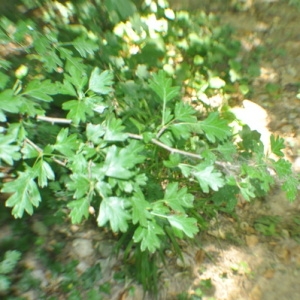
[127,132,232,170]
[24,138,67,166]
[162,95,167,127]
[127,133,201,159]
[37,115,72,124]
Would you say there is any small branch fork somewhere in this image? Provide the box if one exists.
[24,138,67,166]
[34,115,228,169]
[127,133,201,160]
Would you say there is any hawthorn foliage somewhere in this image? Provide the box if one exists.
[0,0,298,277]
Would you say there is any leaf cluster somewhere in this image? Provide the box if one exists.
[0,0,298,293]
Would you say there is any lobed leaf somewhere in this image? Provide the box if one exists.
[102,141,145,179]
[34,160,55,188]
[167,215,198,238]
[0,135,20,165]
[282,176,298,202]
[192,164,225,193]
[133,221,164,253]
[270,135,285,157]
[66,174,90,199]
[131,189,151,227]
[62,99,94,125]
[163,182,194,213]
[86,123,105,144]
[174,101,197,122]
[273,158,293,179]
[104,117,128,141]
[68,197,90,224]
[0,90,22,119]
[149,70,180,103]
[217,142,237,162]
[97,197,131,232]
[194,112,232,143]
[54,128,79,157]
[0,250,21,275]
[23,80,57,102]
[3,170,41,218]
[89,68,114,95]
[73,36,99,58]
[58,47,84,72]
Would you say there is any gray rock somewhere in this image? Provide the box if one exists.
[72,238,94,258]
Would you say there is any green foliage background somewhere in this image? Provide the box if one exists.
[0,0,298,295]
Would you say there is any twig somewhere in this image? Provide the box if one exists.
[151,138,201,159]
[37,115,72,124]
[127,133,232,170]
[127,133,201,159]
[24,138,67,166]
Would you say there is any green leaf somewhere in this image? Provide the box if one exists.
[66,174,90,199]
[133,221,164,253]
[217,142,237,162]
[0,275,10,292]
[163,153,181,168]
[178,164,192,177]
[131,189,151,227]
[270,135,285,157]
[169,123,191,140]
[0,71,10,89]
[104,118,128,141]
[0,134,20,165]
[174,101,197,122]
[239,181,256,201]
[33,35,63,72]
[86,123,105,144]
[62,99,94,125]
[167,215,198,238]
[0,250,21,274]
[68,197,90,224]
[102,145,132,179]
[163,182,194,213]
[0,90,22,119]
[21,142,39,159]
[202,149,217,165]
[57,80,77,96]
[73,36,99,58]
[282,176,298,202]
[58,47,84,72]
[194,112,231,143]
[23,80,57,102]
[149,70,180,103]
[97,197,130,232]
[54,128,79,157]
[18,96,44,117]
[142,132,155,143]
[241,164,274,193]
[192,164,225,193]
[64,64,88,92]
[212,185,239,209]
[89,68,114,95]
[103,141,145,179]
[34,160,55,188]
[239,125,262,151]
[272,159,292,179]
[3,170,41,218]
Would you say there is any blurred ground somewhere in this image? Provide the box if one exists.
[164,1,300,299]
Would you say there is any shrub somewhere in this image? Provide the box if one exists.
[0,0,298,292]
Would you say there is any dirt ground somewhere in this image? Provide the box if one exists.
[162,1,300,299]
